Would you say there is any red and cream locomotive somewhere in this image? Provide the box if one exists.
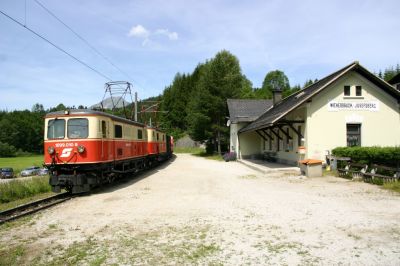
[44,109,173,193]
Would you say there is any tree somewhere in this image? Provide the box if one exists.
[288,84,301,97]
[303,79,314,88]
[0,141,16,157]
[376,64,400,81]
[48,103,67,112]
[31,103,44,113]
[161,72,195,138]
[186,50,252,154]
[255,70,290,99]
[383,66,399,81]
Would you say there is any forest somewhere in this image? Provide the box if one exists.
[0,50,399,156]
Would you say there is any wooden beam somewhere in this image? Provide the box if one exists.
[288,124,303,139]
[261,129,274,140]
[287,124,303,146]
[269,127,282,140]
[255,130,268,141]
[277,125,292,139]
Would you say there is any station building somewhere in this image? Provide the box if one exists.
[228,62,400,165]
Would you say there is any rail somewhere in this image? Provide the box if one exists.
[0,192,72,224]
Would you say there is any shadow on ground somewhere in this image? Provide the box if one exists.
[86,155,177,196]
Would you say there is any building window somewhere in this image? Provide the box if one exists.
[356,86,362,96]
[347,124,361,147]
[344,85,350,96]
[114,125,122,138]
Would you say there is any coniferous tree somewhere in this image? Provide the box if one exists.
[255,70,290,99]
[185,50,253,154]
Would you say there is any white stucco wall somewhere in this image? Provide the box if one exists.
[230,123,246,153]
[305,71,400,160]
[230,123,239,153]
[239,130,261,158]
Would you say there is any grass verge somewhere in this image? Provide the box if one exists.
[0,191,57,212]
[332,168,400,194]
[383,182,400,194]
[174,147,224,161]
[194,152,224,161]
[173,147,205,154]
[0,176,52,204]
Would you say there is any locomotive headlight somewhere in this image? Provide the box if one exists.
[47,146,55,155]
[77,145,85,153]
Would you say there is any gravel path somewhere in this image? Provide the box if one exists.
[1,153,399,265]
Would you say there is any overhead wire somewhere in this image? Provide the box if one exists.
[0,9,113,81]
[2,3,148,117]
[33,0,143,90]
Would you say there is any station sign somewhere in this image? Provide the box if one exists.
[327,101,379,112]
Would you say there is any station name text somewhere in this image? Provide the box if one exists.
[327,101,379,112]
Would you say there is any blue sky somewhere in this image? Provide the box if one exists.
[0,0,399,110]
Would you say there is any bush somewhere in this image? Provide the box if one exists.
[332,146,400,167]
[205,142,215,154]
[0,141,16,157]
[223,152,237,162]
[15,149,33,157]
[0,176,51,203]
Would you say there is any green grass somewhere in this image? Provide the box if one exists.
[30,225,221,265]
[0,176,52,204]
[194,152,224,161]
[0,155,44,174]
[174,147,205,154]
[383,182,400,193]
[239,174,258,179]
[323,169,338,177]
[174,147,224,161]
[0,191,57,211]
[0,244,26,266]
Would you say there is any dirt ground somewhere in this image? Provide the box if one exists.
[1,153,399,265]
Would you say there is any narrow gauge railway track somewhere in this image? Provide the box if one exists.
[0,192,72,224]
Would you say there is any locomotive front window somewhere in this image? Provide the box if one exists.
[47,119,65,139]
[67,118,88,139]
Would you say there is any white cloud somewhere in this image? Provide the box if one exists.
[155,29,178,40]
[128,25,178,45]
[127,24,150,39]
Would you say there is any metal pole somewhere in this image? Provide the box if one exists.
[134,92,138,122]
